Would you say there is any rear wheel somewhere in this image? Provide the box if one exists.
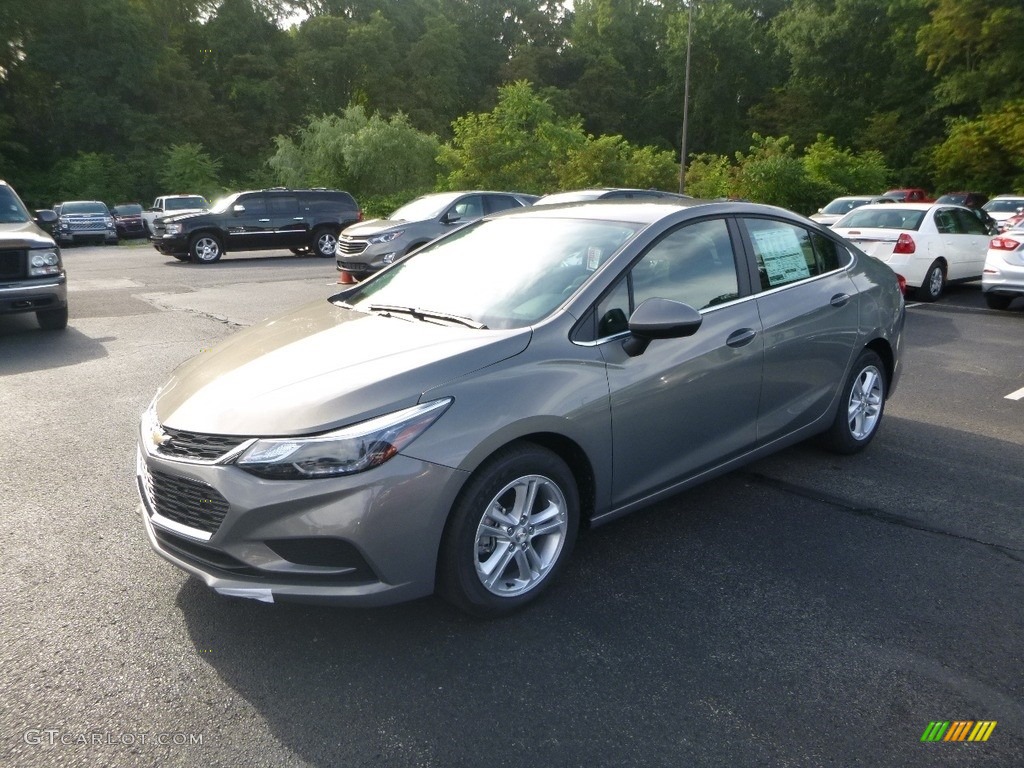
[983,293,1013,310]
[821,349,886,454]
[37,306,68,330]
[189,234,222,263]
[438,443,579,617]
[914,261,945,302]
[312,227,338,258]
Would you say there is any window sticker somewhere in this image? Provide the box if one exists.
[753,227,811,286]
[586,246,602,271]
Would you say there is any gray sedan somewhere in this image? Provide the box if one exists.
[137,201,905,616]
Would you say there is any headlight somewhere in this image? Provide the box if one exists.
[29,249,62,276]
[105,217,115,227]
[235,398,452,480]
[368,230,404,245]
[164,223,182,235]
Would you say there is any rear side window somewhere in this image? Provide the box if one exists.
[485,195,525,214]
[742,219,843,291]
[269,195,299,216]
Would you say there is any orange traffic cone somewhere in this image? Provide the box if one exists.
[337,269,355,284]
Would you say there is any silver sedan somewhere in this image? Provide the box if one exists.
[137,200,905,616]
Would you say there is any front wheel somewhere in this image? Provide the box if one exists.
[189,234,222,263]
[914,261,945,302]
[312,228,338,258]
[37,306,68,330]
[821,349,886,454]
[438,443,579,617]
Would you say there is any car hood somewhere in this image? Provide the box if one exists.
[342,218,411,237]
[156,298,531,435]
[161,210,208,223]
[0,221,57,247]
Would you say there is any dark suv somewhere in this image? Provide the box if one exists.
[0,180,68,330]
[151,188,362,263]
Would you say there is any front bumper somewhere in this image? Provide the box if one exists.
[151,234,189,256]
[0,274,68,315]
[136,439,466,606]
[56,229,117,244]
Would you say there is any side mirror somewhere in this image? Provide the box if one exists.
[232,204,246,215]
[442,211,462,225]
[622,298,702,357]
[34,209,57,232]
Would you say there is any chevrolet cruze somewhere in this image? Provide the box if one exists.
[137,200,904,616]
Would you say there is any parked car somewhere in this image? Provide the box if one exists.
[0,180,68,330]
[936,191,988,209]
[981,195,1024,230]
[151,188,361,263]
[142,195,209,235]
[982,228,1024,310]
[336,191,537,279]
[53,200,118,246]
[810,195,893,226]
[137,199,904,616]
[533,188,694,206]
[882,188,934,203]
[111,203,147,239]
[832,203,990,301]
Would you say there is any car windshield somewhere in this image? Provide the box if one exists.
[342,216,642,330]
[836,208,925,230]
[388,193,463,222]
[983,199,1024,213]
[113,204,142,215]
[822,198,868,215]
[0,186,31,224]
[209,193,242,214]
[166,196,208,211]
[61,201,107,215]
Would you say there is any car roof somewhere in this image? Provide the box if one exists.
[496,198,794,226]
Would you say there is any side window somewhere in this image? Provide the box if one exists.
[810,232,844,271]
[451,196,483,220]
[236,195,267,217]
[743,218,823,291]
[593,218,738,339]
[952,208,986,235]
[485,195,523,214]
[268,195,299,216]
[934,208,958,234]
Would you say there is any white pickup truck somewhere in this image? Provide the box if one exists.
[143,194,210,235]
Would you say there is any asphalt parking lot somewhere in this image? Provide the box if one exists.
[1,242,1022,767]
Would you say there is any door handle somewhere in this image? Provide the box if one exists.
[726,328,757,347]
[258,218,270,223]
[830,293,851,307]
[293,217,305,221]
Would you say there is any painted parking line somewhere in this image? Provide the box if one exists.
[1006,387,1024,401]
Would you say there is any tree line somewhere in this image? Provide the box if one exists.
[0,0,1021,216]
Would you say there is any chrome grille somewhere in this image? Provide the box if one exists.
[145,469,229,535]
[157,427,247,462]
[337,237,368,256]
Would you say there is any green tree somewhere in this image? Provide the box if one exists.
[930,101,1024,193]
[439,81,586,193]
[733,134,830,213]
[159,144,223,198]
[556,135,678,190]
[802,136,889,197]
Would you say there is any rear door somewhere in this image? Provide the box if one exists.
[738,217,861,444]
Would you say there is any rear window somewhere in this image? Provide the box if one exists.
[836,208,925,230]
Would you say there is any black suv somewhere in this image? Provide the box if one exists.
[151,188,361,263]
[0,180,68,330]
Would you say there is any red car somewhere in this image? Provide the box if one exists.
[882,188,934,204]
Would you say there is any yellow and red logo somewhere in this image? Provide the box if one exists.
[921,721,997,742]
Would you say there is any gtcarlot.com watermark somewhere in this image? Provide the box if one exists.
[23,729,203,747]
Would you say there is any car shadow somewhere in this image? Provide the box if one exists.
[172,414,1024,766]
[0,317,110,372]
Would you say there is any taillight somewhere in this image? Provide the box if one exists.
[895,274,907,295]
[893,233,915,254]
[989,236,1021,251]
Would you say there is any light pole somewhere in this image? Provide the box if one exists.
[678,1,693,194]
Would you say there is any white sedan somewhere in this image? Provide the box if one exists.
[832,203,992,301]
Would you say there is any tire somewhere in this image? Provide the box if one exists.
[312,227,338,258]
[189,234,222,263]
[437,443,579,617]
[821,349,886,455]
[984,293,1013,310]
[290,247,310,256]
[914,261,945,302]
[171,254,190,262]
[37,306,68,331]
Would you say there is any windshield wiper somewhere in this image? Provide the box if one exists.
[367,303,487,329]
